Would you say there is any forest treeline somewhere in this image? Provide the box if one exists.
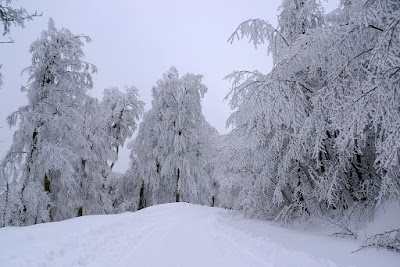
[0,0,399,246]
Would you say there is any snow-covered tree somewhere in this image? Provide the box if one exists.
[74,96,112,217]
[221,0,400,227]
[278,0,324,44]
[222,0,327,220]
[0,0,40,88]
[76,86,144,215]
[0,18,96,225]
[132,67,217,208]
[0,0,40,42]
[101,86,144,169]
[316,0,400,209]
[229,0,324,65]
[108,162,142,213]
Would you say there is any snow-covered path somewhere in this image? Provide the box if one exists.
[0,203,399,267]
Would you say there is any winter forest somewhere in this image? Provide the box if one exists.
[1,0,400,257]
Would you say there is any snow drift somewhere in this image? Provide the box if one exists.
[1,203,399,267]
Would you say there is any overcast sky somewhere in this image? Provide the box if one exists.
[0,0,339,172]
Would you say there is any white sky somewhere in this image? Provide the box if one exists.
[0,0,339,172]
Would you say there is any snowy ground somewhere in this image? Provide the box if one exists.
[0,203,399,267]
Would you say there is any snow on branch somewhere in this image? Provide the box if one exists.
[0,0,42,41]
[228,19,285,50]
[353,229,400,253]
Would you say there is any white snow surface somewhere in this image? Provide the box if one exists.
[0,203,399,267]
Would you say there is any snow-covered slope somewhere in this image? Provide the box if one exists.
[0,203,398,267]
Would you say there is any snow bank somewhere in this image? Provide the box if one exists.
[0,203,399,266]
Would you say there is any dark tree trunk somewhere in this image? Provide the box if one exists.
[139,180,145,210]
[176,168,180,202]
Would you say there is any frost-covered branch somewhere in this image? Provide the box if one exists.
[353,229,400,253]
[0,0,41,42]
